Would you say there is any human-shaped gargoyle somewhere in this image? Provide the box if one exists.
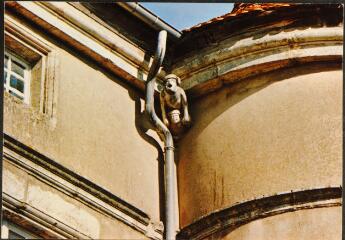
[160,74,191,136]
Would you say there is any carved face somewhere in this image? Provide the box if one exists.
[165,78,178,94]
[169,110,181,124]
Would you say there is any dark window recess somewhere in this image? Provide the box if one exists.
[9,230,25,239]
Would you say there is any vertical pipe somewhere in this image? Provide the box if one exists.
[145,30,176,240]
[165,145,175,240]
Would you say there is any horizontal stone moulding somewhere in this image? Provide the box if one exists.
[3,133,163,240]
[177,187,342,240]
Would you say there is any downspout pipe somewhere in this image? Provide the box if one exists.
[116,2,182,41]
[145,30,176,240]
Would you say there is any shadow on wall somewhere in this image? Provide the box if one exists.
[42,33,167,222]
[185,61,342,141]
[80,48,167,223]
[127,90,166,223]
[129,51,166,222]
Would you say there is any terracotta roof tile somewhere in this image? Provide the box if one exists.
[183,3,293,33]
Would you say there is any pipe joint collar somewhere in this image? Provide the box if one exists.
[164,146,175,151]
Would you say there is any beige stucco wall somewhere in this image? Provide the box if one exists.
[178,66,342,227]
[211,207,341,240]
[4,12,162,225]
[3,160,148,239]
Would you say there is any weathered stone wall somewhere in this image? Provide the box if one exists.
[213,207,341,240]
[3,160,147,239]
[4,3,342,239]
[177,66,342,233]
[175,5,342,237]
[4,9,163,239]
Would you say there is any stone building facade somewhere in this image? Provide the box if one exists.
[2,2,343,240]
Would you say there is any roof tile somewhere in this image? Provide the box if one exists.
[183,3,293,32]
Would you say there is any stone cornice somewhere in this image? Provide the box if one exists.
[171,4,343,98]
[177,187,342,240]
[3,134,163,239]
[3,193,90,239]
[172,26,343,98]
[5,1,166,92]
[174,4,343,59]
[5,2,343,98]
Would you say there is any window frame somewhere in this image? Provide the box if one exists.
[4,13,59,117]
[4,50,31,104]
[1,219,39,239]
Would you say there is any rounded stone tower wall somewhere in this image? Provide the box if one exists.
[175,4,343,239]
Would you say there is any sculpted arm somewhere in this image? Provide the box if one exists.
[181,89,191,125]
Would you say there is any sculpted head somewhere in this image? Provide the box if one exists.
[163,74,181,94]
[160,73,190,132]
[168,109,181,124]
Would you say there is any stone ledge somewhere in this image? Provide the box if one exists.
[3,194,90,239]
[3,133,163,240]
[174,4,343,60]
[177,187,342,240]
[5,1,165,93]
[173,27,343,78]
[185,55,342,98]
[172,25,343,98]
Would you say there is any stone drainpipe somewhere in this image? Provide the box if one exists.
[145,30,176,240]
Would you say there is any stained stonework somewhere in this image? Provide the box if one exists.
[175,3,342,239]
[178,67,342,227]
[2,2,343,240]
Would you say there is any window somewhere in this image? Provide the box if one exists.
[4,13,59,116]
[4,51,31,103]
[1,220,39,239]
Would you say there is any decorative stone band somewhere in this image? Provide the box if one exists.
[171,2,343,99]
[4,1,166,92]
[3,134,163,240]
[172,25,343,98]
[3,193,89,239]
[177,187,342,240]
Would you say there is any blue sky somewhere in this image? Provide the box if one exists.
[140,3,234,31]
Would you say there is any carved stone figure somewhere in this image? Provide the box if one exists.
[160,74,191,136]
